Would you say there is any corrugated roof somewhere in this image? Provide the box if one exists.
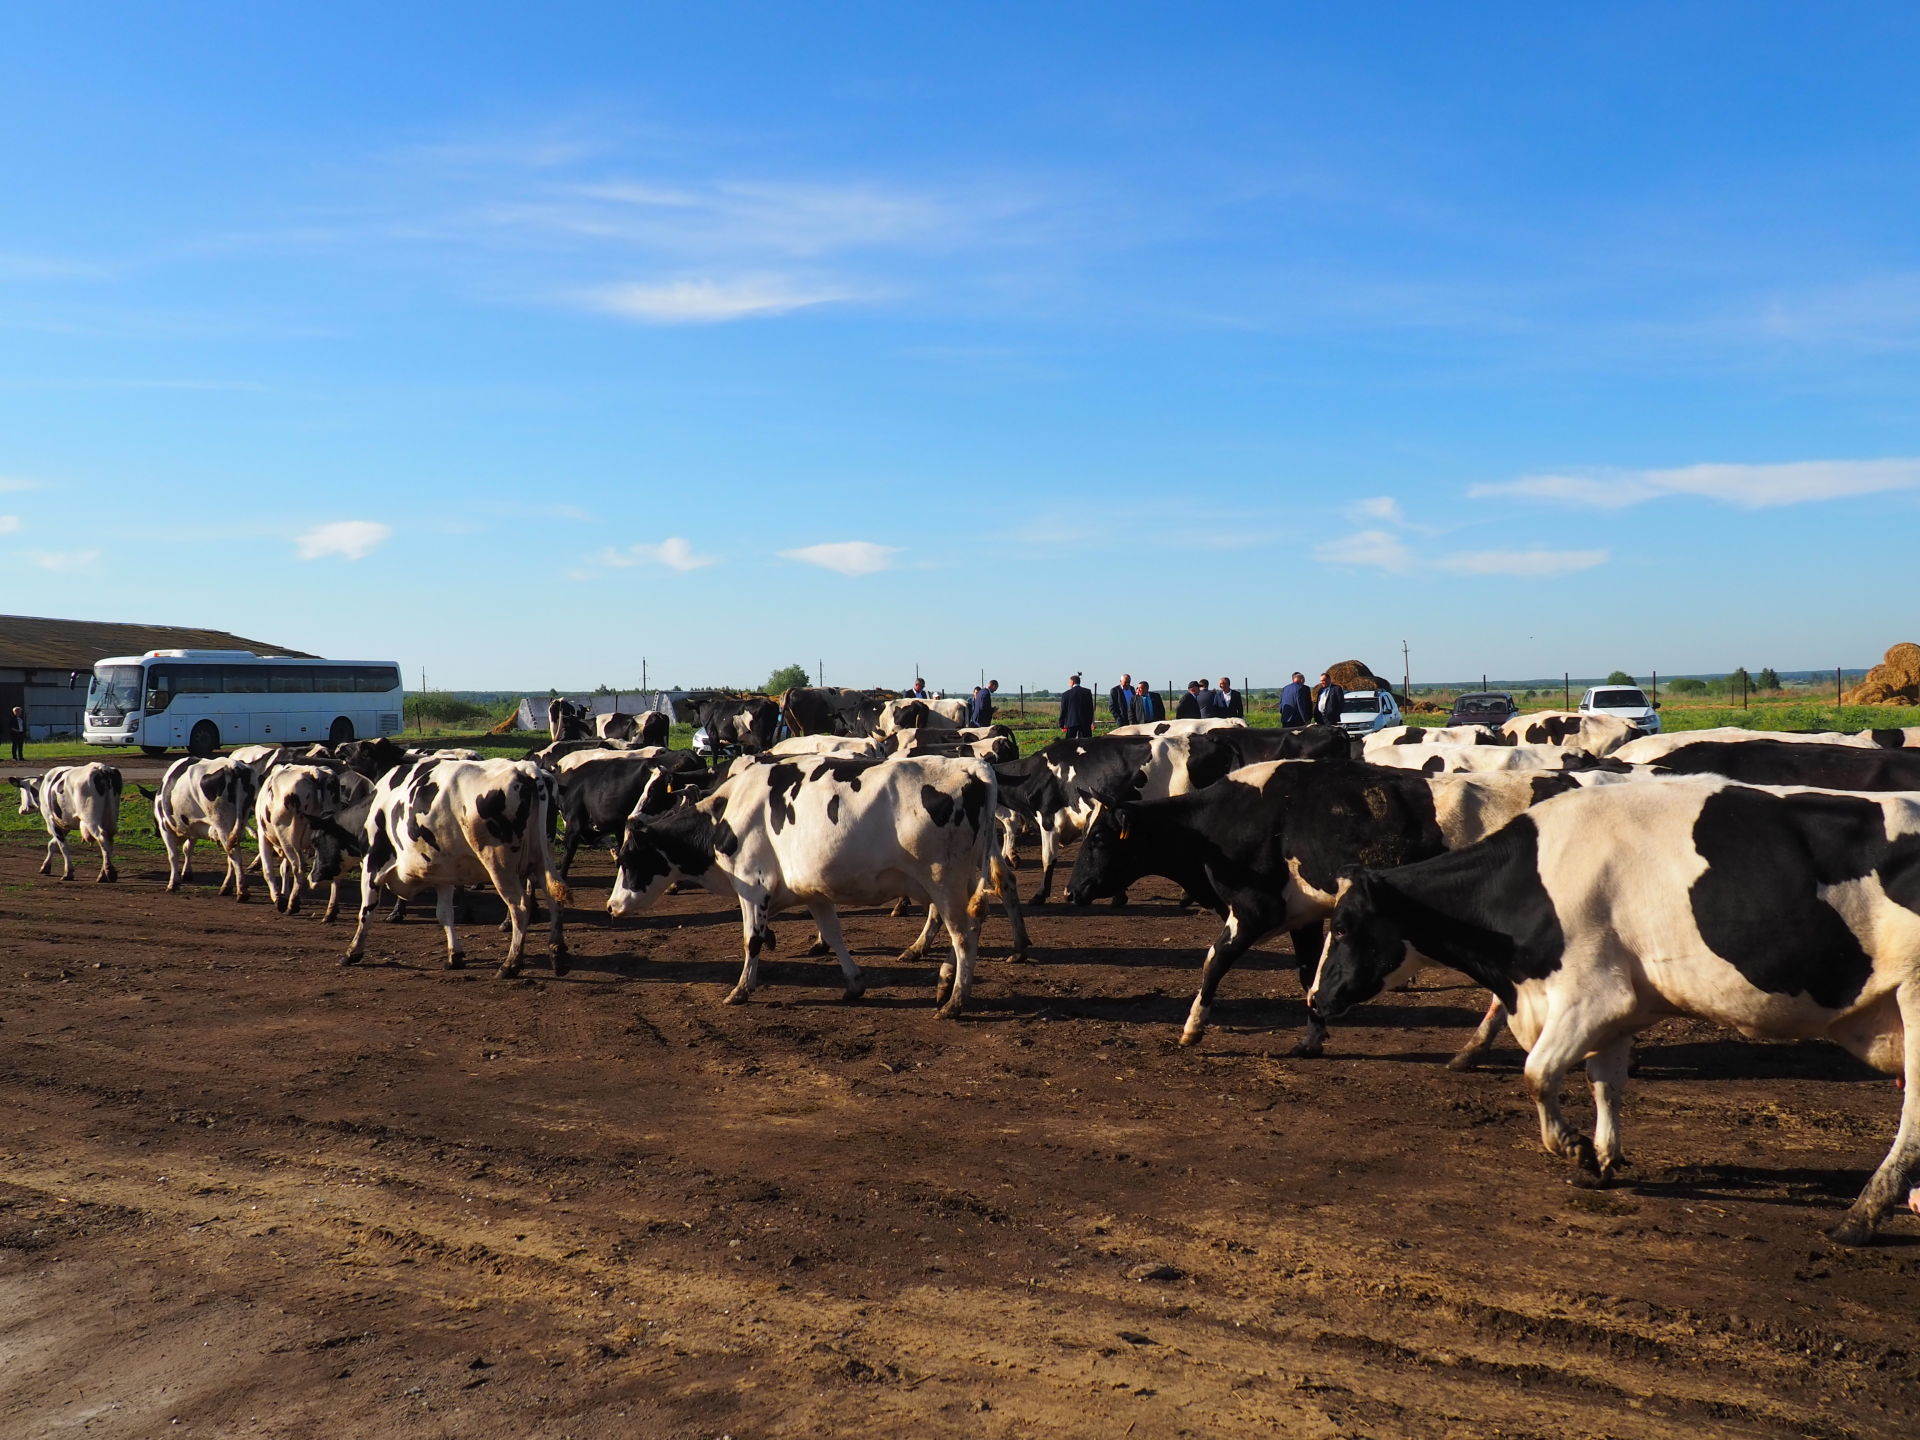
[0,614,315,670]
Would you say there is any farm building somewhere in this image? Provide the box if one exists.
[0,613,312,739]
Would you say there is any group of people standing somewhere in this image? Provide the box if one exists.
[1052,669,1350,739]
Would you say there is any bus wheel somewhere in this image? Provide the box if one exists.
[188,721,220,757]
[329,717,355,745]
[140,746,168,758]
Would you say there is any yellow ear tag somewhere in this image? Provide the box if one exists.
[1116,815,1131,841]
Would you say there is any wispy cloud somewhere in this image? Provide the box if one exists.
[1348,495,1405,525]
[1472,458,1920,510]
[28,548,100,573]
[0,251,112,282]
[0,475,44,493]
[1435,547,1608,578]
[1313,529,1415,573]
[0,515,19,535]
[581,275,863,324]
[294,519,392,561]
[599,537,716,571]
[780,540,901,576]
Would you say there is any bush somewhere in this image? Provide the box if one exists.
[765,663,812,694]
[1605,670,1635,685]
[1667,677,1708,695]
[404,693,497,728]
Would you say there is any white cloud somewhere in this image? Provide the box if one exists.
[0,475,44,493]
[580,275,864,324]
[0,515,18,535]
[1349,495,1405,525]
[28,549,99,573]
[294,519,392,561]
[1313,529,1414,573]
[1471,458,1920,510]
[1435,548,1609,578]
[598,537,716,572]
[780,540,901,577]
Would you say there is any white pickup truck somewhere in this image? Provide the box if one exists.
[1335,689,1404,737]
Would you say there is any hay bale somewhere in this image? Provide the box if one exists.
[1843,643,1920,705]
[1313,659,1405,706]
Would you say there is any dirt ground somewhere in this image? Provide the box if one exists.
[2,829,1917,1440]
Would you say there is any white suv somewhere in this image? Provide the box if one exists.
[1579,685,1661,734]
[1335,689,1404,736]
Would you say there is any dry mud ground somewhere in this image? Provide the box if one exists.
[1,838,1916,1439]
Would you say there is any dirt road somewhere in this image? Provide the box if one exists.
[1,840,1915,1438]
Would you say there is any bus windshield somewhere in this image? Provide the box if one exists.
[88,664,145,712]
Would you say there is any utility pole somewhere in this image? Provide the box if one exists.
[641,657,647,692]
[817,659,823,687]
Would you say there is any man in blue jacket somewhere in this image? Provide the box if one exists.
[1107,672,1136,726]
[1058,674,1095,739]
[970,679,998,726]
[1277,671,1313,726]
[1133,680,1164,723]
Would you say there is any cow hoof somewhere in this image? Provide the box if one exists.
[804,940,831,958]
[1568,1168,1612,1191]
[550,955,570,979]
[38,864,52,876]
[496,965,521,980]
[1827,1216,1879,1248]
[723,987,751,1005]
[1025,893,1048,908]
[99,871,117,884]
[1007,948,1030,964]
[1445,1051,1481,1072]
[841,983,867,1003]
[447,954,467,971]
[1179,1029,1206,1048]
[341,954,363,967]
[934,1001,964,1020]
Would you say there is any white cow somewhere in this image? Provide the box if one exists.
[342,758,568,977]
[609,754,1006,1014]
[150,757,258,900]
[9,763,122,881]
[255,763,373,919]
[1613,726,1880,765]
[1500,711,1642,755]
[1107,717,1246,737]
[873,698,969,736]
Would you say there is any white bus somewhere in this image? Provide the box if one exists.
[83,649,404,757]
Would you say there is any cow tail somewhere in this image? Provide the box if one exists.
[968,773,1005,920]
[535,771,572,907]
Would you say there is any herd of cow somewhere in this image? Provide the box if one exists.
[11,687,1920,1249]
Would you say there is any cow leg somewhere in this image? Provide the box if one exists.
[1522,1007,1603,1179]
[995,853,1030,961]
[1832,979,1920,1246]
[1180,902,1275,1048]
[1288,923,1331,1057]
[1029,825,1059,907]
[96,832,117,883]
[161,828,186,892]
[438,886,470,972]
[46,831,70,879]
[725,894,772,1004]
[1449,998,1510,1071]
[343,877,378,965]
[932,900,983,1019]
[225,835,249,902]
[321,879,342,924]
[1586,1036,1633,1182]
[258,836,282,910]
[806,904,866,1001]
[385,892,409,922]
[897,905,937,962]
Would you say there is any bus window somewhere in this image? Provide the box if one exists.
[223,665,269,694]
[357,665,400,692]
[177,667,224,693]
[271,667,314,694]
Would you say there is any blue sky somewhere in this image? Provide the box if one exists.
[4,4,1919,691]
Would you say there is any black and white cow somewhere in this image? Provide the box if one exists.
[873,698,969,735]
[548,698,591,742]
[255,762,373,919]
[1646,739,1920,790]
[889,728,1020,764]
[1612,727,1878,765]
[595,710,669,746]
[1309,777,1920,1245]
[608,753,1008,1014]
[10,763,122,881]
[1063,759,1603,1052]
[342,758,569,977]
[553,749,709,875]
[150,757,259,900]
[694,696,781,753]
[1499,711,1641,755]
[1106,717,1246,737]
[334,736,412,781]
[1365,743,1625,775]
[1362,724,1506,753]
[778,686,887,739]
[763,734,886,760]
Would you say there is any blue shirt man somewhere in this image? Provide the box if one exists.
[1278,671,1313,726]
[970,679,998,726]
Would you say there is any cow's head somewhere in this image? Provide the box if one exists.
[9,777,39,815]
[1064,796,1142,906]
[1307,873,1411,1019]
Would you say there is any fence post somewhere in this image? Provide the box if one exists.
[1651,670,1658,705]
[1019,686,1025,717]
[1564,673,1570,709]
[1836,667,1842,706]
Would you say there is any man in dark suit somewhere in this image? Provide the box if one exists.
[6,706,24,761]
[1133,681,1164,723]
[1058,674,1094,739]
[1206,676,1244,719]
[969,679,998,726]
[1277,671,1313,727]
[1314,672,1346,726]
[1107,672,1135,726]
[1173,681,1205,719]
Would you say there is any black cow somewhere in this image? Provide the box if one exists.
[695,696,780,753]
[553,749,712,874]
[1064,759,1592,1052]
[1650,738,1920,790]
[779,686,888,738]
[334,736,412,781]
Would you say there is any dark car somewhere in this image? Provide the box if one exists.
[1446,690,1519,727]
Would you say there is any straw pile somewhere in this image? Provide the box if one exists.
[1842,643,1920,705]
